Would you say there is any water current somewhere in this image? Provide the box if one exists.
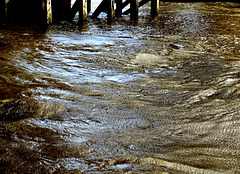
[1,1,240,173]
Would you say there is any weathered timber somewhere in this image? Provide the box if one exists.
[123,0,150,15]
[40,0,52,25]
[87,0,91,13]
[79,0,88,24]
[151,0,159,17]
[122,0,131,9]
[51,0,71,21]
[2,0,51,25]
[107,0,115,23]
[0,0,5,23]
[91,0,106,19]
[130,0,139,20]
[70,0,79,20]
[5,0,15,23]
[47,0,53,24]
[91,0,115,22]
[115,0,123,17]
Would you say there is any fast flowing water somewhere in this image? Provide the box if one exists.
[1,2,240,173]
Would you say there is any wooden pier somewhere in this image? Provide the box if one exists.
[1,0,239,26]
[0,0,159,25]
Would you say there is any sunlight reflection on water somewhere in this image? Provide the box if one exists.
[1,1,240,173]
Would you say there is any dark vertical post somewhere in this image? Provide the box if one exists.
[40,0,48,26]
[130,0,138,20]
[151,0,159,17]
[66,0,71,8]
[6,0,14,23]
[115,0,122,17]
[87,0,91,14]
[46,0,52,24]
[52,0,71,22]
[79,0,88,24]
[0,0,5,23]
[107,0,114,23]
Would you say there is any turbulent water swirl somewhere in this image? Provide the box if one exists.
[1,2,240,173]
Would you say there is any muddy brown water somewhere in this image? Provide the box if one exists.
[1,2,240,173]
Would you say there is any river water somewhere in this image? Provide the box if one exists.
[1,2,240,173]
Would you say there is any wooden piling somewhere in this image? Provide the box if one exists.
[87,0,91,14]
[79,0,88,24]
[40,0,52,25]
[91,0,114,23]
[107,0,115,23]
[151,0,159,17]
[51,0,71,21]
[5,0,13,23]
[0,0,5,23]
[115,0,122,17]
[47,0,52,24]
[130,0,139,20]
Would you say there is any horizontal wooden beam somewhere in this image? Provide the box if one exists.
[91,0,106,19]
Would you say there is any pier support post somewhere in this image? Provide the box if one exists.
[130,0,139,20]
[47,0,52,24]
[115,0,122,17]
[107,0,115,23]
[0,0,5,23]
[91,0,114,23]
[87,0,91,14]
[79,0,88,24]
[41,0,52,25]
[51,0,70,22]
[151,0,159,17]
[5,0,13,23]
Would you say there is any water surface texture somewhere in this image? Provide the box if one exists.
[1,2,240,173]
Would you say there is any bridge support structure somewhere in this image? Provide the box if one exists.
[92,0,159,22]
[0,0,5,23]
[0,0,160,25]
[0,0,52,25]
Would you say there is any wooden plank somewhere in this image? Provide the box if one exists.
[122,0,131,9]
[70,0,79,20]
[91,0,106,19]
[123,0,149,15]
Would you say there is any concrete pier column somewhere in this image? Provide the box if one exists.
[79,0,88,24]
[151,0,159,17]
[130,0,139,20]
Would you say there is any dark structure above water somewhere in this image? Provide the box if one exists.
[0,0,239,26]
